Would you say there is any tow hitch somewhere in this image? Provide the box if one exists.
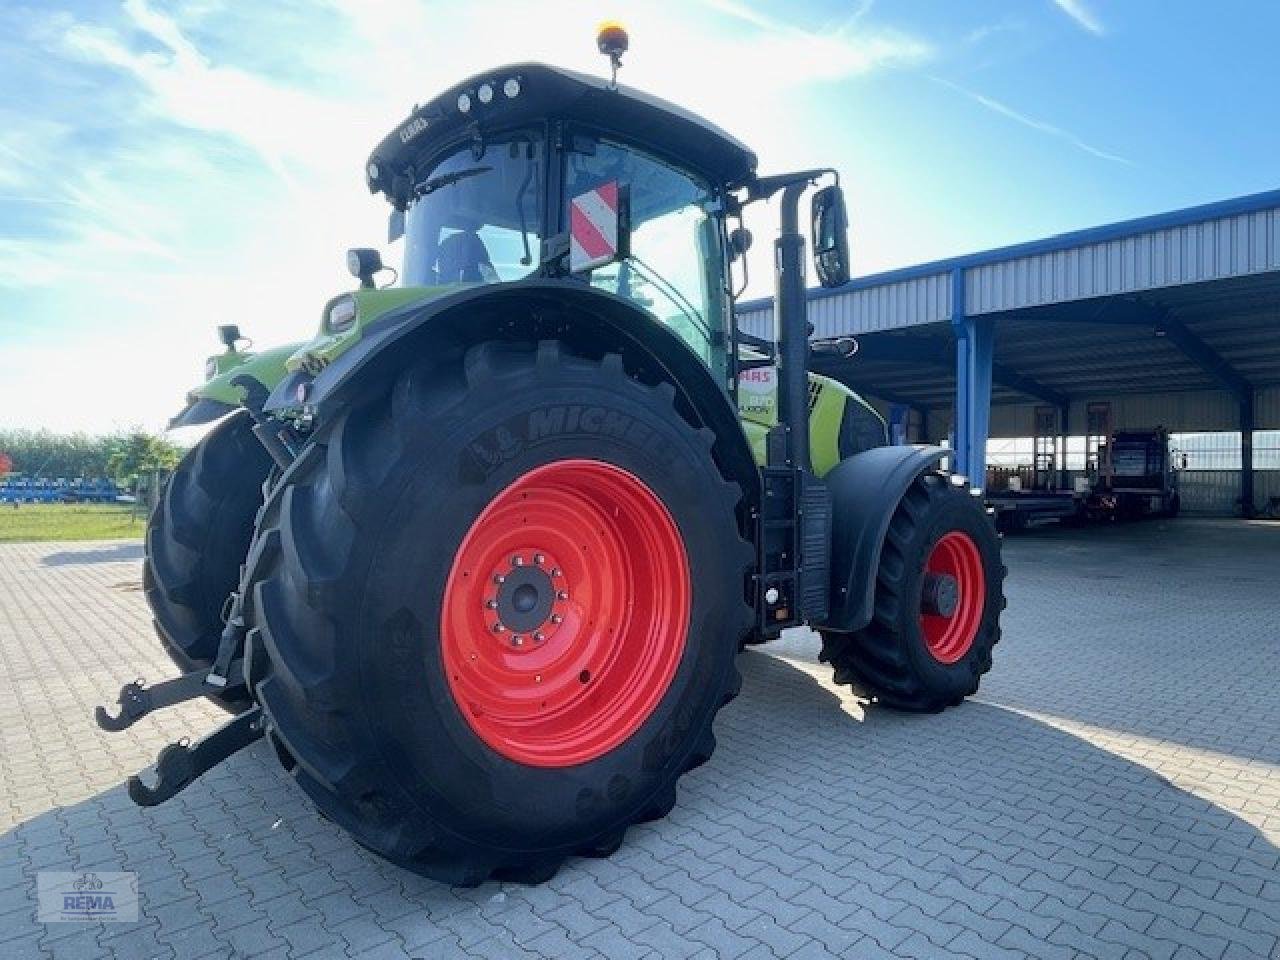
[97,588,262,806]
[94,660,245,731]
[127,707,264,806]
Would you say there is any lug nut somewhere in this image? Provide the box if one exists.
[550,614,563,624]
[492,623,505,633]
[493,574,506,584]
[550,568,562,578]
[557,590,569,600]
[534,632,546,642]
[485,599,497,609]
[512,555,524,566]
[511,635,524,647]
[534,553,546,565]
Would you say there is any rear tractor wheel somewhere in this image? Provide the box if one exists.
[820,474,1005,712]
[243,341,751,884]
[144,411,273,709]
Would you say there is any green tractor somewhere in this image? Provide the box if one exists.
[99,28,1004,885]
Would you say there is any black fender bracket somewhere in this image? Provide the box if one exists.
[815,444,947,634]
[168,397,236,430]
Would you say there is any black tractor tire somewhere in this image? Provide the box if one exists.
[820,473,1005,712]
[242,341,751,884]
[144,411,273,705]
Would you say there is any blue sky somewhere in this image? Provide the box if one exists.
[2,0,1278,432]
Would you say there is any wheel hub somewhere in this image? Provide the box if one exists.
[487,553,566,643]
[921,572,959,617]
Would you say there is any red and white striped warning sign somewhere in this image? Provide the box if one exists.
[570,180,621,273]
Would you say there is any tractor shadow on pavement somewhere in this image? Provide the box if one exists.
[2,646,1277,959]
[40,542,145,567]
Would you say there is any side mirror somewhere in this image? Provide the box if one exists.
[728,226,753,261]
[811,185,850,288]
[347,248,383,288]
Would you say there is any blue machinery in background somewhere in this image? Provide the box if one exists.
[0,477,122,503]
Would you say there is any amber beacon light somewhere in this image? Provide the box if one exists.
[596,20,629,87]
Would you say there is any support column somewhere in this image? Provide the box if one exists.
[950,268,994,490]
[1241,390,1255,518]
[888,405,912,445]
[1059,403,1070,490]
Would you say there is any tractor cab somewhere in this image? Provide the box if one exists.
[366,61,756,381]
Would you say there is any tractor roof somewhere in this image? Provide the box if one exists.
[365,63,758,210]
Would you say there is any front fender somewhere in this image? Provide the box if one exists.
[171,343,301,428]
[267,280,760,500]
[816,444,948,634]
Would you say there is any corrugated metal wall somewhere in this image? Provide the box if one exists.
[735,204,1280,335]
[987,390,1244,438]
[736,271,951,339]
[984,385,1280,437]
[1258,384,1280,427]
[966,208,1280,315]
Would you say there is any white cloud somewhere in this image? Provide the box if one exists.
[2,0,934,433]
[1051,0,1105,36]
[933,77,1130,165]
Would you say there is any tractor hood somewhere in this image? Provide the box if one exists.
[365,63,757,211]
[172,343,301,428]
[170,286,457,429]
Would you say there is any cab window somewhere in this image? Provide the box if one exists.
[566,140,727,373]
[402,133,544,287]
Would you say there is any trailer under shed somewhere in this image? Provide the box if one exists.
[738,189,1280,516]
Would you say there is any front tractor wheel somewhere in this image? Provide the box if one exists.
[144,411,272,708]
[821,474,1005,712]
[244,342,751,884]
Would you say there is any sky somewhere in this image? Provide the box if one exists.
[2,0,1279,433]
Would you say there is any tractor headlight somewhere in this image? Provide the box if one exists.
[325,295,357,334]
[457,92,472,114]
[204,357,218,380]
[503,77,521,98]
[477,83,494,104]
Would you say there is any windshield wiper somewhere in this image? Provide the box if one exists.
[414,165,492,198]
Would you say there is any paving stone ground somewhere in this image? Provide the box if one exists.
[1,517,1278,959]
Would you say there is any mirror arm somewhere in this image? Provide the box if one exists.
[744,167,838,204]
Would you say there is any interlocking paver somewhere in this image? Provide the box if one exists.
[0,520,1277,958]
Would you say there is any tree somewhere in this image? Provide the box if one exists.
[0,429,114,478]
[106,429,183,490]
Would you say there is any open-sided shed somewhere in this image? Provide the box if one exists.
[738,189,1280,515]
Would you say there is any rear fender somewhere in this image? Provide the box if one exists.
[267,280,760,500]
[815,445,948,633]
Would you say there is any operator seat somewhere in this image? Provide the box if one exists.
[435,230,494,283]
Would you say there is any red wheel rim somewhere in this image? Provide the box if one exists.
[440,459,690,767]
[920,530,985,664]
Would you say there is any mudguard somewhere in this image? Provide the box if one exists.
[265,279,761,499]
[816,444,948,634]
[169,343,301,429]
